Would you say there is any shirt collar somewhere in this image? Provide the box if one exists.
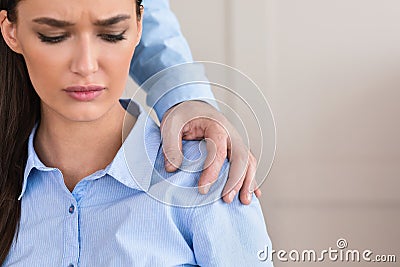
[19,99,161,200]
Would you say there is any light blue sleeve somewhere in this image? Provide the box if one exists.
[189,192,274,266]
[151,139,274,265]
[130,0,218,121]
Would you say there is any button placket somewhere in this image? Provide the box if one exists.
[63,200,80,267]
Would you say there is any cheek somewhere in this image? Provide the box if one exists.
[102,45,136,86]
[21,45,65,97]
[105,29,138,72]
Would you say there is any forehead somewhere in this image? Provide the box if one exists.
[16,0,135,22]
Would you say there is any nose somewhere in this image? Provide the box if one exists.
[70,35,99,77]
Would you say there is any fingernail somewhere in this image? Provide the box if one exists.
[200,183,211,195]
[247,192,252,202]
[165,162,173,171]
[228,190,236,202]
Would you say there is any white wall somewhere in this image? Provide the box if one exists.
[170,1,400,266]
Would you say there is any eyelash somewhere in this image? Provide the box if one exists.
[37,30,127,44]
[38,33,68,43]
[98,32,127,43]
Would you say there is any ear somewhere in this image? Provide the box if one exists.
[0,10,23,54]
[135,6,144,46]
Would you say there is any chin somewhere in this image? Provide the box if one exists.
[57,106,109,123]
[42,97,120,123]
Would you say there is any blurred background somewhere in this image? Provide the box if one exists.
[126,0,400,266]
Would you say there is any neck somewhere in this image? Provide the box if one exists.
[34,101,136,192]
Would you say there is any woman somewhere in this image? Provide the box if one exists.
[0,0,273,265]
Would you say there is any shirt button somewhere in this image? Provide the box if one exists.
[68,204,75,214]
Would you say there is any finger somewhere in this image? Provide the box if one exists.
[254,188,262,198]
[239,153,257,205]
[181,120,206,141]
[221,145,248,202]
[222,175,244,204]
[162,140,183,172]
[160,112,184,172]
[198,133,228,194]
[252,178,262,198]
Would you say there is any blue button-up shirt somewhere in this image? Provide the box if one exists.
[4,99,273,267]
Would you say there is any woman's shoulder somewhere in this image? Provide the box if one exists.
[147,139,230,208]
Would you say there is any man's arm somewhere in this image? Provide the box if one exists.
[129,0,217,121]
[129,0,261,205]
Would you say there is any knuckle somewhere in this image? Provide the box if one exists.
[162,147,181,156]
[212,131,228,143]
[215,149,227,161]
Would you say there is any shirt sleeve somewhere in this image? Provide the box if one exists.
[189,192,274,266]
[130,0,218,121]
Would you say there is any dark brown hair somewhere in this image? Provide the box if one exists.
[0,0,142,263]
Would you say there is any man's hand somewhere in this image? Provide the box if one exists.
[160,100,261,205]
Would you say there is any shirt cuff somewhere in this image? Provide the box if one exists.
[143,63,219,121]
[151,83,219,121]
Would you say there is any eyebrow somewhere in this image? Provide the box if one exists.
[94,14,132,26]
[32,14,132,28]
[32,17,74,28]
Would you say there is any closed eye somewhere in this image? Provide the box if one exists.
[98,30,127,43]
[37,30,128,44]
[37,33,69,44]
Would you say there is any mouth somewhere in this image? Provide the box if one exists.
[63,85,105,101]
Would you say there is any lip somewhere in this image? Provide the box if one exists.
[63,85,105,101]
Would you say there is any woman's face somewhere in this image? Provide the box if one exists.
[2,0,142,122]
